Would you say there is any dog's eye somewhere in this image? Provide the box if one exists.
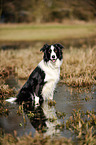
[48,50,51,53]
[55,49,57,53]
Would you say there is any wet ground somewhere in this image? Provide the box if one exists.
[0,76,96,138]
[55,84,96,116]
[54,84,96,138]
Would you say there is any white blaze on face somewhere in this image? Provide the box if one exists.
[50,45,57,62]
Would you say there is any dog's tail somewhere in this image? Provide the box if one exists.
[6,97,17,103]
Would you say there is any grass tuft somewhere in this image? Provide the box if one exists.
[61,46,96,87]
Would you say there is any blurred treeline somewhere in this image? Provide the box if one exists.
[0,0,96,23]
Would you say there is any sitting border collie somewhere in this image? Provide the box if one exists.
[6,43,63,105]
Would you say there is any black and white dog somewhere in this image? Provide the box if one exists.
[6,43,63,105]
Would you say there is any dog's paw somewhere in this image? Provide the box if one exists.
[35,96,39,107]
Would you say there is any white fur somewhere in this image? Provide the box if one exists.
[50,45,57,60]
[6,97,16,103]
[38,59,62,100]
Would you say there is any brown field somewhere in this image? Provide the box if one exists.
[0,23,96,145]
[0,45,96,87]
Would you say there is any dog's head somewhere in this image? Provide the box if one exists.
[40,43,63,63]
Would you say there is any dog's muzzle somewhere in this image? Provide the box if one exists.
[51,55,57,63]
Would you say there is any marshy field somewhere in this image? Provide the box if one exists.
[0,22,96,145]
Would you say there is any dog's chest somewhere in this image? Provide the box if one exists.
[44,67,59,83]
[42,69,59,99]
[38,60,60,100]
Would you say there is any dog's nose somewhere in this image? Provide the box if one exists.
[52,55,55,58]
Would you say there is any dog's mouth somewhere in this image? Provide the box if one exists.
[51,59,57,63]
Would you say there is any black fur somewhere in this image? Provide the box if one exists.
[53,44,63,60]
[16,66,46,104]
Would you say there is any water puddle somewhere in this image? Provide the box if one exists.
[0,76,96,138]
[54,84,96,138]
[54,84,96,116]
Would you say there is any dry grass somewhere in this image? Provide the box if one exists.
[61,46,96,87]
[0,45,96,87]
[0,133,73,145]
[0,46,42,80]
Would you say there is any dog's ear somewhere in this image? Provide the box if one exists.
[54,43,64,49]
[40,44,49,52]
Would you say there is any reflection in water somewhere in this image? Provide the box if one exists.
[1,75,96,138]
[0,101,61,137]
[23,101,60,136]
[23,102,47,133]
